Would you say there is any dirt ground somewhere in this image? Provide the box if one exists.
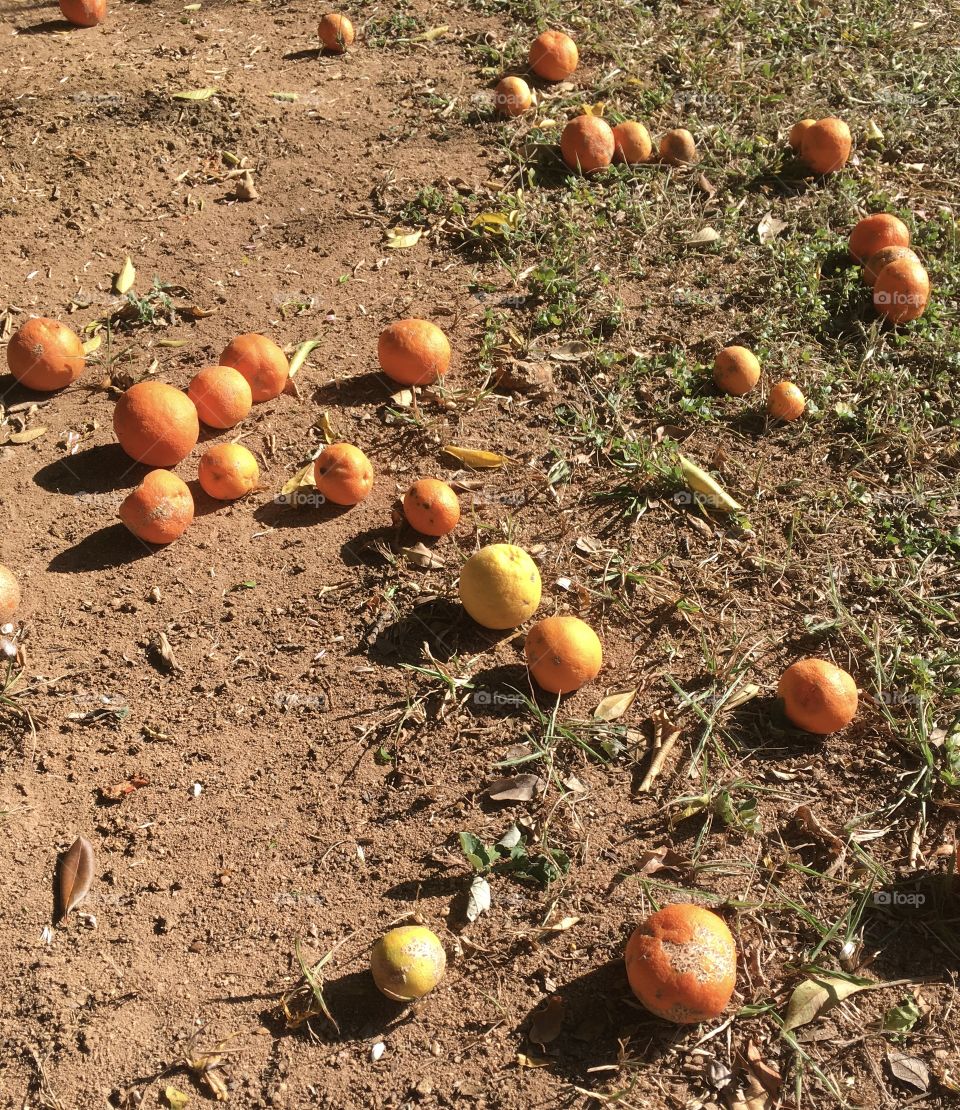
[0,0,958,1108]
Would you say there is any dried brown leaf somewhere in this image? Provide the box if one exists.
[593,687,637,721]
[56,835,95,921]
[887,1051,929,1091]
[486,774,543,802]
[529,995,566,1046]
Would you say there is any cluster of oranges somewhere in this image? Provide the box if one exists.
[14,9,902,1032]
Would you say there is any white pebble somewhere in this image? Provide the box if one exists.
[370,1042,385,1063]
[190,782,203,797]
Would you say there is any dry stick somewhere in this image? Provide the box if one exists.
[637,714,682,794]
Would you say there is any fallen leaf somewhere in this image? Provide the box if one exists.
[389,388,414,409]
[782,974,874,1033]
[154,339,189,348]
[383,227,423,249]
[164,1087,190,1109]
[82,336,102,355]
[400,543,444,570]
[494,360,554,394]
[56,836,95,921]
[279,461,317,500]
[409,24,447,41]
[441,445,509,469]
[486,774,542,802]
[316,412,335,444]
[465,874,491,922]
[172,87,217,100]
[593,687,637,721]
[882,997,922,1034]
[269,91,299,102]
[686,227,721,245]
[471,211,519,235]
[113,255,136,294]
[541,915,580,933]
[155,630,180,673]
[234,171,259,201]
[182,305,216,319]
[529,995,566,1046]
[697,173,717,197]
[516,1052,551,1069]
[8,427,47,444]
[793,804,844,852]
[634,846,692,876]
[887,1050,929,1091]
[757,211,789,244]
[288,338,322,377]
[678,453,742,513]
[548,340,592,362]
[99,774,151,803]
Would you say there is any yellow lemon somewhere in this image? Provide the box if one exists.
[370,926,446,1002]
[458,544,542,630]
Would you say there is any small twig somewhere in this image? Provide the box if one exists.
[637,711,682,793]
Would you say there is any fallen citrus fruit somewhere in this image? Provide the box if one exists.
[862,245,920,288]
[314,442,373,506]
[7,317,85,392]
[114,381,200,466]
[612,121,652,165]
[220,333,289,403]
[778,658,858,734]
[788,118,816,152]
[198,443,259,500]
[713,346,760,396]
[403,478,460,537]
[800,117,851,174]
[494,76,532,117]
[188,365,253,429]
[525,615,602,694]
[767,380,805,421]
[318,11,354,52]
[873,256,930,323]
[528,30,578,81]
[378,319,451,386]
[560,115,615,174]
[459,544,541,630]
[371,925,446,1002]
[59,0,105,26]
[849,213,910,263]
[0,565,21,622]
[119,469,194,545]
[625,903,736,1024]
[659,128,698,166]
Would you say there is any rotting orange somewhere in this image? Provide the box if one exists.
[849,213,910,263]
[524,615,603,694]
[625,903,736,1024]
[403,478,460,537]
[767,380,805,421]
[318,12,354,53]
[198,443,260,501]
[778,657,858,735]
[0,565,21,622]
[873,257,930,323]
[612,121,652,165]
[113,381,200,466]
[788,118,816,152]
[118,469,194,545]
[219,333,289,403]
[188,365,253,429]
[378,319,451,386]
[7,317,85,392]
[494,76,532,117]
[862,245,920,288]
[314,442,374,506]
[371,926,446,1002]
[800,117,851,174]
[528,30,578,81]
[658,128,698,167]
[59,0,105,26]
[560,115,615,174]
[713,346,760,397]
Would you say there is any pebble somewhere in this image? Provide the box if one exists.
[370,1041,386,1062]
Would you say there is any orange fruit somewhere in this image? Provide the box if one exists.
[713,346,760,396]
[7,317,85,392]
[767,380,805,421]
[459,544,541,630]
[494,76,532,117]
[528,30,578,81]
[612,121,652,164]
[0,565,21,622]
[862,245,920,288]
[403,479,460,537]
[659,128,699,167]
[114,381,200,466]
[625,904,737,1024]
[219,333,289,403]
[371,926,446,1002]
[873,257,930,323]
[800,117,851,174]
[778,658,858,735]
[197,443,260,501]
[788,118,816,152]
[378,319,451,386]
[524,615,603,694]
[560,115,615,174]
[318,12,354,53]
[188,365,253,429]
[119,469,194,545]
[314,442,374,506]
[849,213,910,263]
[59,0,105,25]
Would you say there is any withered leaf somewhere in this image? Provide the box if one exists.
[279,460,317,501]
[154,631,180,673]
[441,445,509,469]
[593,687,637,721]
[529,995,566,1046]
[99,774,151,803]
[486,774,542,802]
[400,543,444,570]
[634,846,691,876]
[887,1050,929,1091]
[383,227,423,250]
[782,974,874,1033]
[288,338,322,378]
[686,226,721,245]
[793,804,844,852]
[55,835,95,921]
[465,874,491,922]
[548,340,591,362]
[234,171,259,201]
[9,427,48,444]
[113,256,136,295]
